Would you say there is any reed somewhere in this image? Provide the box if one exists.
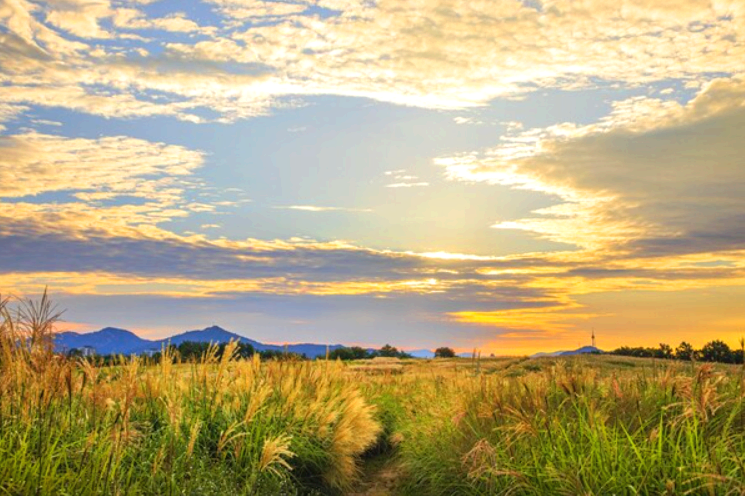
[376,357,745,495]
[0,295,381,495]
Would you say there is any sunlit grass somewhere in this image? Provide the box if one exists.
[369,356,745,495]
[0,294,381,495]
[4,293,745,494]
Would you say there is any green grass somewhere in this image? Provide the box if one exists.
[371,355,745,495]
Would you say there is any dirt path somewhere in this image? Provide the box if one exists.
[348,454,403,496]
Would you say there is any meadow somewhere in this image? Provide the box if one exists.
[3,296,745,495]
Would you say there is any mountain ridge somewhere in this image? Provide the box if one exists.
[54,325,345,359]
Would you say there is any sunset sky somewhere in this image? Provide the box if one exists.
[2,0,745,354]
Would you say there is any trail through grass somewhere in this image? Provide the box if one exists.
[349,452,403,496]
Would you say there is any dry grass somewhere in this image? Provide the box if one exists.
[0,294,382,495]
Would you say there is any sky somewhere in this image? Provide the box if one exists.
[1,0,745,355]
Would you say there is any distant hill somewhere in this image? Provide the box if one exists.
[55,327,155,356]
[530,346,603,358]
[408,349,434,359]
[54,325,344,358]
[164,326,265,349]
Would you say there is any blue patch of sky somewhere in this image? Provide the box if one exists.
[138,0,223,27]
[518,0,543,12]
[4,190,159,209]
[3,191,80,204]
[692,260,737,268]
[647,78,719,104]
[477,82,644,129]
[303,4,343,19]
[137,0,341,31]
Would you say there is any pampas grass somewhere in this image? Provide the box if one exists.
[0,294,381,495]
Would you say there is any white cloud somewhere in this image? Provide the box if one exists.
[42,0,113,39]
[0,131,210,237]
[0,102,26,131]
[0,132,204,200]
[1,0,744,123]
[274,205,372,212]
[453,116,482,125]
[383,169,429,188]
[113,9,212,34]
[386,182,430,188]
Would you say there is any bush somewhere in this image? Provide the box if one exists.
[434,347,455,358]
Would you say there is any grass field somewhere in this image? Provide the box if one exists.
[4,297,745,495]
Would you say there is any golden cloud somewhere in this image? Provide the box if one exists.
[1,0,744,121]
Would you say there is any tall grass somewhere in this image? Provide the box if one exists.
[5,293,745,495]
[0,294,381,495]
[378,357,745,495]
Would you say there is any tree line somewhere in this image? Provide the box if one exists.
[67,341,435,362]
[67,341,307,363]
[328,345,458,360]
[611,339,744,364]
[327,344,412,360]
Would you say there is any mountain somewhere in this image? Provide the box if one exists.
[55,327,156,356]
[408,349,435,358]
[54,325,343,358]
[163,326,264,349]
[560,346,602,356]
[530,346,602,358]
[161,326,344,358]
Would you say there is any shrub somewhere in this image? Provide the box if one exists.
[434,347,455,358]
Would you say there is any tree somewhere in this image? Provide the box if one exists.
[177,341,211,361]
[349,346,370,359]
[328,346,373,360]
[655,343,673,359]
[612,346,655,358]
[675,341,696,361]
[329,347,355,360]
[259,349,305,361]
[700,340,733,363]
[434,347,455,358]
[733,348,745,365]
[236,342,255,359]
[377,344,399,357]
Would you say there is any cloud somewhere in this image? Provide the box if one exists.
[112,9,212,34]
[274,205,372,212]
[0,102,26,131]
[1,0,744,123]
[386,182,429,188]
[439,78,745,256]
[453,116,481,125]
[204,0,309,20]
[383,170,429,188]
[0,132,204,201]
[41,0,113,39]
